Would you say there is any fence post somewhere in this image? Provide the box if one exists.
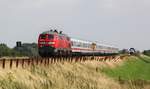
[54,57,56,63]
[57,57,59,63]
[10,59,13,69]
[47,58,49,65]
[50,58,52,64]
[28,59,31,66]
[44,58,47,66]
[83,57,86,62]
[16,59,19,68]
[70,57,73,63]
[31,58,34,66]
[104,57,107,61]
[36,58,39,65]
[40,59,43,65]
[22,59,24,68]
[2,59,5,69]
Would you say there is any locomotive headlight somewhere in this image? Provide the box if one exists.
[40,42,55,45]
[48,42,55,44]
[40,42,46,44]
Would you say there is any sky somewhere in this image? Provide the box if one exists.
[0,0,150,51]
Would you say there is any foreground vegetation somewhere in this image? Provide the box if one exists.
[0,61,121,89]
[0,56,149,89]
[102,55,150,80]
[101,55,150,89]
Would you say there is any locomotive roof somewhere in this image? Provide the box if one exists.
[41,30,69,37]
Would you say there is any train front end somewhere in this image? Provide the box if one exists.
[38,32,56,57]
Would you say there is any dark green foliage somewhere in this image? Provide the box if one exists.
[0,43,39,57]
[143,50,150,56]
[0,44,21,57]
[13,43,39,57]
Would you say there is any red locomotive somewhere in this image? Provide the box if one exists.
[38,30,71,57]
[38,30,119,57]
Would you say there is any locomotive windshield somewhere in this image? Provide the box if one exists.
[40,34,54,40]
[40,34,46,39]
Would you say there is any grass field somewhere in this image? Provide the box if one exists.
[101,55,150,89]
[101,55,150,80]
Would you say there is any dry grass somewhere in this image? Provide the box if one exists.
[0,58,148,89]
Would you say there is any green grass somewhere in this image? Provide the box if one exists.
[101,56,150,80]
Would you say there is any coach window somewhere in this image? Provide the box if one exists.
[72,41,75,46]
[67,37,70,41]
[87,44,89,48]
[84,43,87,48]
[76,42,78,47]
[85,44,87,48]
[73,41,75,46]
[77,42,81,47]
[82,43,85,47]
[59,36,63,40]
[71,42,74,46]
[84,43,86,48]
[73,41,76,46]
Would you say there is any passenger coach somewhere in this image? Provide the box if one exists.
[71,38,119,56]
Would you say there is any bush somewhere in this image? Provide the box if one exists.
[0,44,20,57]
[143,50,150,56]
[13,43,39,57]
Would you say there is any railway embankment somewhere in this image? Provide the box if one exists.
[0,55,149,89]
[101,55,150,89]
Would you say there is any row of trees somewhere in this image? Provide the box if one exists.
[0,43,39,57]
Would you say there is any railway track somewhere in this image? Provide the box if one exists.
[0,55,128,69]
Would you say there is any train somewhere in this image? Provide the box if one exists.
[38,30,119,57]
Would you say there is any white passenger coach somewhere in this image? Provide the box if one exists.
[70,38,119,55]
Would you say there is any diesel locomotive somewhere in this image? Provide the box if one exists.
[38,30,119,57]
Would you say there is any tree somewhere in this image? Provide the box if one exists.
[0,44,19,57]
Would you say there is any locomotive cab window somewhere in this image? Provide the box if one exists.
[40,34,46,39]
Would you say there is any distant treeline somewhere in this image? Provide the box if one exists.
[0,43,39,57]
